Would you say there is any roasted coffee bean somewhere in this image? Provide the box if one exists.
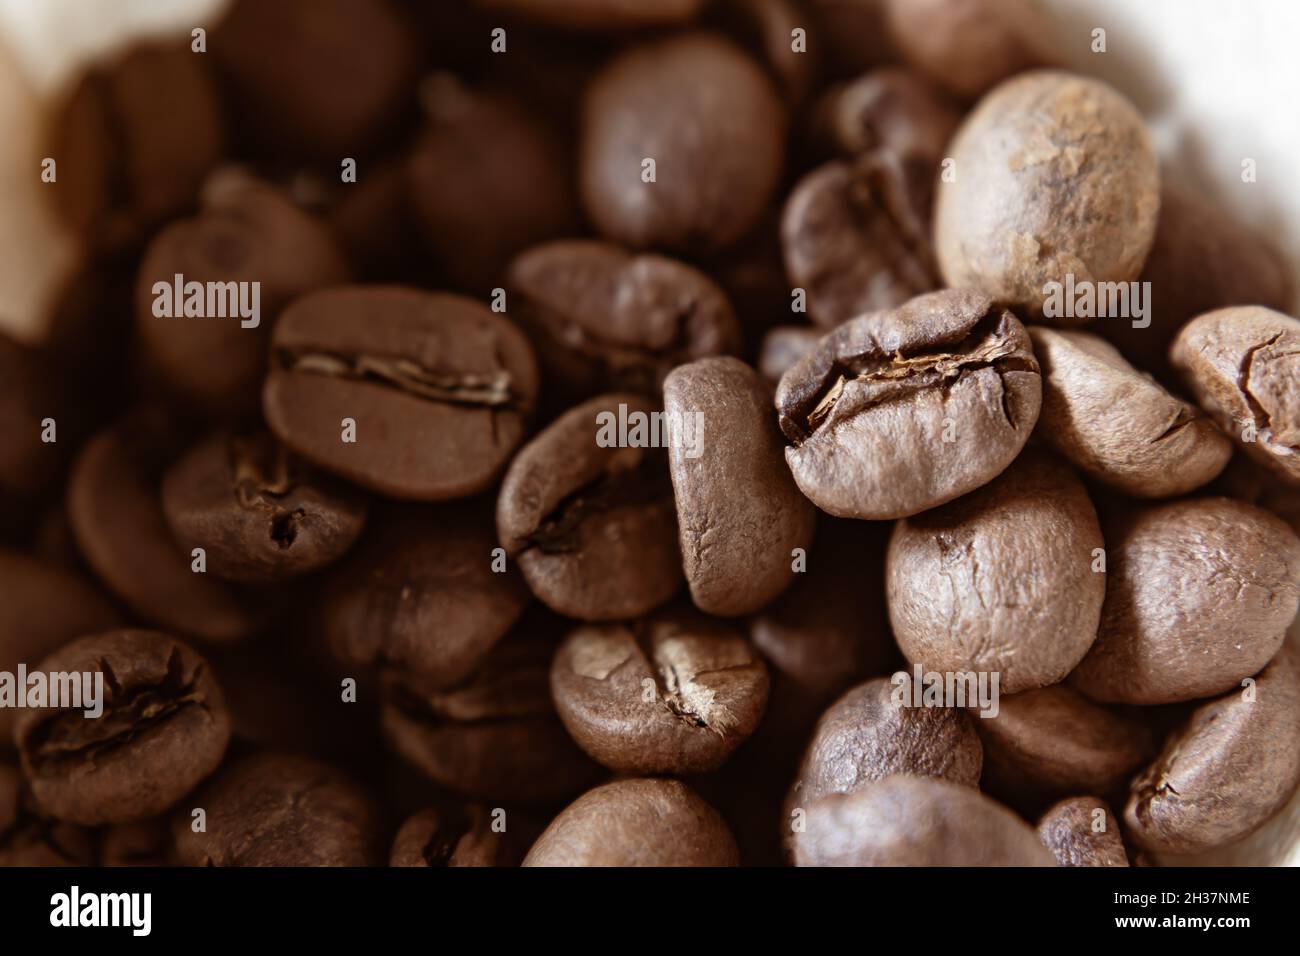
[213,0,417,159]
[581,32,786,255]
[887,450,1105,693]
[664,357,814,614]
[161,429,368,584]
[1070,498,1300,704]
[976,684,1154,811]
[323,505,529,689]
[1029,327,1231,496]
[506,240,741,405]
[1037,798,1128,867]
[0,765,96,867]
[793,774,1056,866]
[934,71,1159,319]
[389,804,530,868]
[523,778,738,866]
[68,414,259,644]
[1171,306,1300,485]
[172,752,383,866]
[265,287,539,500]
[477,0,707,30]
[48,43,224,251]
[782,154,940,328]
[326,156,423,282]
[408,79,578,294]
[776,289,1041,518]
[0,335,73,524]
[708,0,818,105]
[1101,181,1292,383]
[100,818,171,867]
[0,550,120,750]
[883,0,1053,100]
[1125,646,1300,854]
[788,678,983,817]
[381,630,602,804]
[758,326,822,386]
[1213,454,1300,538]
[497,393,682,620]
[136,171,350,414]
[15,630,230,826]
[551,606,769,774]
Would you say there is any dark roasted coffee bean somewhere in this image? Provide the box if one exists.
[782,154,940,328]
[708,0,818,104]
[664,357,814,614]
[389,804,528,868]
[172,752,383,866]
[887,450,1105,693]
[810,68,961,171]
[213,0,417,159]
[523,778,738,867]
[265,286,538,500]
[934,72,1158,319]
[497,393,682,620]
[1171,306,1300,485]
[794,774,1055,866]
[477,0,706,30]
[382,630,602,804]
[0,335,73,523]
[883,0,1053,99]
[323,505,529,689]
[0,550,120,750]
[976,684,1154,812]
[581,32,785,254]
[1037,797,1128,867]
[1125,646,1300,854]
[48,43,224,251]
[776,289,1041,518]
[758,326,822,386]
[16,630,230,826]
[136,171,350,414]
[100,818,171,867]
[1029,327,1231,496]
[551,606,769,774]
[68,414,259,644]
[409,79,578,294]
[506,240,741,405]
[161,429,368,584]
[0,764,96,867]
[1070,498,1300,704]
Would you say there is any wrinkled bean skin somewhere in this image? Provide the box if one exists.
[1037,797,1129,867]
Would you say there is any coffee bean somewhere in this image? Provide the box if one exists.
[883,0,1054,99]
[788,678,983,816]
[16,630,231,826]
[1037,797,1129,867]
[581,32,786,254]
[68,414,260,644]
[665,357,815,614]
[887,450,1105,693]
[707,0,818,105]
[506,240,741,405]
[100,818,171,867]
[782,154,940,328]
[381,629,602,804]
[497,393,682,620]
[0,335,73,523]
[389,804,527,868]
[523,778,738,866]
[265,287,539,500]
[1070,498,1300,704]
[323,505,529,689]
[1170,306,1300,485]
[975,684,1154,812]
[213,0,417,159]
[48,42,225,251]
[1029,327,1232,496]
[408,80,578,294]
[0,550,120,750]
[479,0,706,30]
[1212,454,1300,538]
[934,71,1159,318]
[172,752,383,866]
[793,774,1056,866]
[758,326,821,386]
[0,764,97,867]
[161,429,367,584]
[551,606,769,774]
[136,172,351,413]
[776,289,1041,518]
[1125,645,1300,853]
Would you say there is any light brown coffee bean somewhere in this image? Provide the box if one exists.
[1037,797,1129,867]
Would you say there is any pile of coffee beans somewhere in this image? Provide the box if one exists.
[2,0,1298,868]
